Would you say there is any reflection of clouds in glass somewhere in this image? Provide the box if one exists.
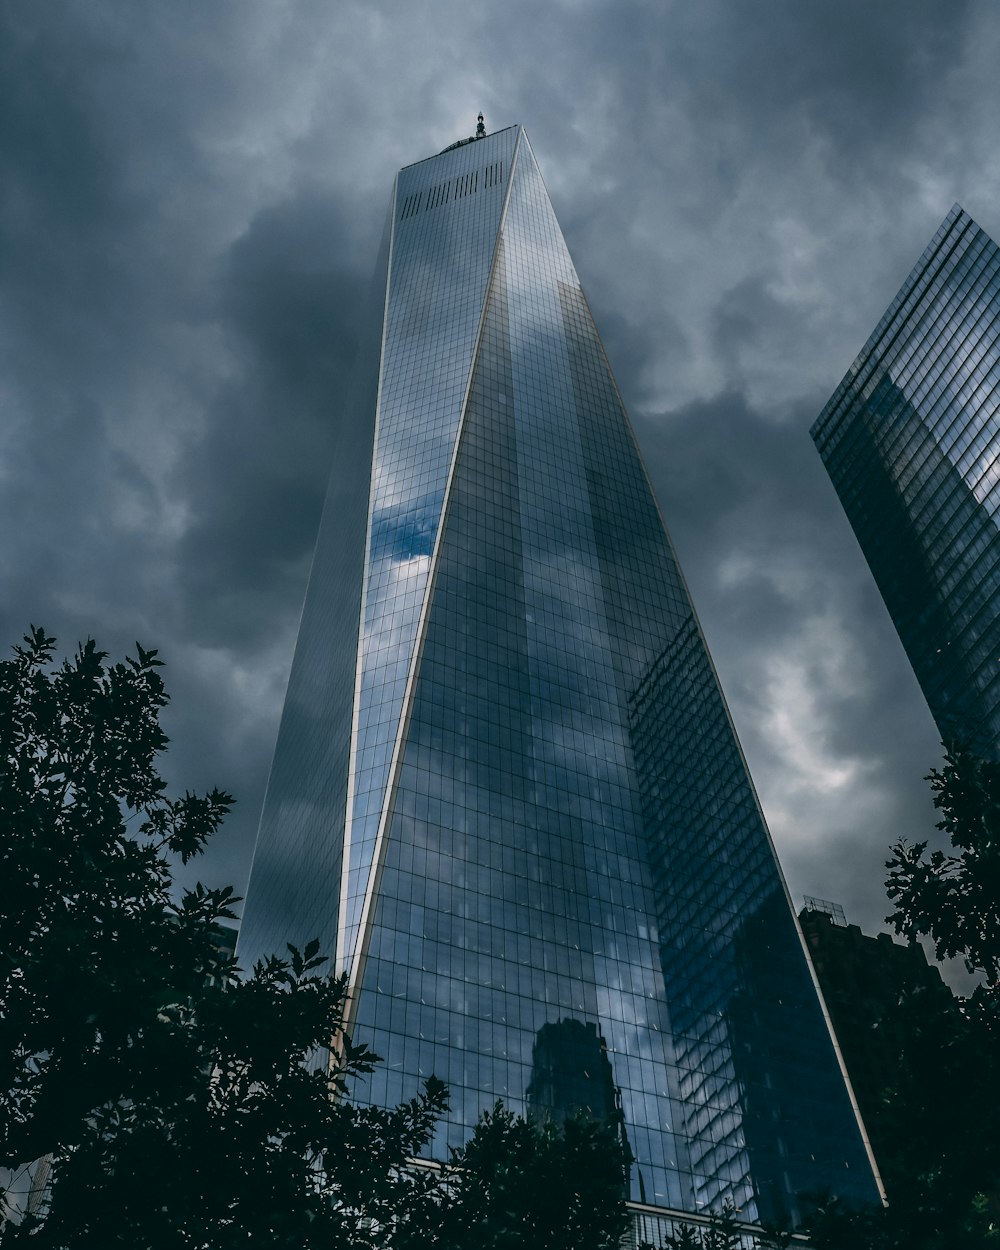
[334,129,880,1222]
[344,524,437,967]
[971,448,1000,508]
[369,499,438,562]
[340,137,514,976]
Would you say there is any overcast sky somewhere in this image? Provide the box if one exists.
[4,1,999,986]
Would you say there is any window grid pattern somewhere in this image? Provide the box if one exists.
[349,135,878,1222]
[339,129,518,971]
[812,205,1000,759]
[234,213,392,976]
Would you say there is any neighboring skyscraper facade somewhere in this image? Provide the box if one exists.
[812,205,1000,760]
[239,125,880,1225]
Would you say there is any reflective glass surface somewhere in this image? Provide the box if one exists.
[236,211,390,973]
[341,128,519,972]
[345,132,877,1221]
[241,128,879,1224]
[812,205,1000,760]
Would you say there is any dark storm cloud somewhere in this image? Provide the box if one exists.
[2,0,999,977]
[173,191,366,646]
[635,394,942,922]
[672,0,972,147]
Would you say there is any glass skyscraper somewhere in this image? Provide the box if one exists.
[238,124,880,1231]
[812,205,1000,762]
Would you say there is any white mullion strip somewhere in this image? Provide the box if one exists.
[344,130,526,1017]
[337,176,399,976]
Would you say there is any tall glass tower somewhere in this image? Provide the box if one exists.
[812,205,1000,761]
[239,124,880,1228]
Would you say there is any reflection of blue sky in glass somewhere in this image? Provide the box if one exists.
[338,128,520,973]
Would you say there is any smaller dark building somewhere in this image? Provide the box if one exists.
[211,923,239,960]
[799,899,952,1189]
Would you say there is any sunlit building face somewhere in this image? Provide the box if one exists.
[238,124,880,1230]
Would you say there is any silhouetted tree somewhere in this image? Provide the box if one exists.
[414,1102,630,1250]
[886,745,1000,989]
[0,627,445,1246]
[639,1200,792,1250]
[883,746,1000,1235]
[804,745,1000,1250]
[0,628,632,1249]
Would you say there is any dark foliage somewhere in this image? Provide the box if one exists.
[803,744,1000,1250]
[885,745,1000,987]
[873,985,1000,1223]
[635,1200,792,1250]
[414,1103,630,1250]
[802,1183,999,1250]
[0,628,631,1248]
[0,628,446,1246]
[658,1201,749,1249]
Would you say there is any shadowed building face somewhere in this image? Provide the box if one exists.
[812,205,1000,761]
[238,124,881,1226]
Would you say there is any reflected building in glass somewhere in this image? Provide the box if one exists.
[238,124,880,1229]
[812,205,1000,762]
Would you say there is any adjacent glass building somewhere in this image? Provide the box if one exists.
[812,205,1000,761]
[238,124,880,1230]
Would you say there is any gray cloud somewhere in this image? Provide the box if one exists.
[635,396,943,929]
[3,0,999,984]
